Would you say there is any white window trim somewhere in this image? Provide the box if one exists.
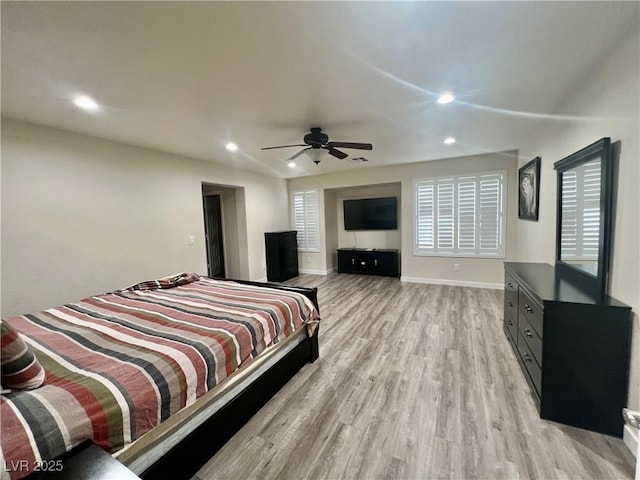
[291,189,320,253]
[413,170,506,258]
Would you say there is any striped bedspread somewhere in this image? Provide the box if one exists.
[1,276,318,479]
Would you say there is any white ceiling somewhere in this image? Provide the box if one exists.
[2,2,638,178]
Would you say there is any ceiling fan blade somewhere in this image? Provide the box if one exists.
[326,141,373,150]
[287,147,311,161]
[261,144,307,150]
[326,147,348,159]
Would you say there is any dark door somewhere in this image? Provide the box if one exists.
[203,194,225,278]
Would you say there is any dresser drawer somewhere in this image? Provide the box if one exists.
[504,309,517,345]
[518,331,542,396]
[504,272,518,319]
[518,314,542,367]
[504,320,517,351]
[518,288,543,337]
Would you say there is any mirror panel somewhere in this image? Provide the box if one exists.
[559,157,601,277]
[554,137,612,298]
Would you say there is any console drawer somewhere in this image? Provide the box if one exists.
[518,288,543,337]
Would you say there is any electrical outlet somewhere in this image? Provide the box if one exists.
[188,235,195,245]
[453,263,460,271]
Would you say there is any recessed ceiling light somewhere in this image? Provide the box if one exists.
[444,137,456,144]
[437,92,455,104]
[73,95,99,111]
[287,161,296,168]
[225,142,238,152]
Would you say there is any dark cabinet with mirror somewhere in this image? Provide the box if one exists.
[504,138,632,437]
[503,262,631,437]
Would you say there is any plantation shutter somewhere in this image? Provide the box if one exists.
[415,184,435,249]
[457,179,476,251]
[292,190,319,251]
[437,183,454,250]
[478,173,503,253]
[414,171,505,257]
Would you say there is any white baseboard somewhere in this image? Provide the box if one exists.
[299,268,334,275]
[400,276,503,290]
[255,268,334,281]
[623,424,638,458]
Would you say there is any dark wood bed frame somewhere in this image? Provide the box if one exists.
[31,278,319,480]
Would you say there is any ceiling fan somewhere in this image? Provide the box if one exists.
[261,127,372,165]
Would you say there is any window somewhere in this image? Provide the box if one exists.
[414,171,506,257]
[560,158,601,260]
[291,190,320,252]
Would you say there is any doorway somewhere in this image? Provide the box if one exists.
[202,183,248,279]
[203,194,225,278]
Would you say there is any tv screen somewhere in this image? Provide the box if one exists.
[344,197,397,230]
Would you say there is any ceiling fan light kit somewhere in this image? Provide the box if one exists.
[306,148,328,165]
[261,127,373,165]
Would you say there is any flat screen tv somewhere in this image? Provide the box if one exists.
[344,197,398,231]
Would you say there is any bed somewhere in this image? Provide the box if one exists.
[0,273,320,479]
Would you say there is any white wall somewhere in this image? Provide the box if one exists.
[516,31,640,419]
[1,119,288,316]
[288,151,518,287]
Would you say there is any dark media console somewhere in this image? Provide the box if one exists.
[337,248,399,277]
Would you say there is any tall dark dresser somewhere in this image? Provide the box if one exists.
[265,231,299,282]
[503,262,631,437]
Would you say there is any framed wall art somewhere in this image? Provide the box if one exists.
[518,156,541,221]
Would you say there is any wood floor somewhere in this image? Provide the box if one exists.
[195,274,636,480]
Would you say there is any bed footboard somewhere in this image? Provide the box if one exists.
[214,277,320,313]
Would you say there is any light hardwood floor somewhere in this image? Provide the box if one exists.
[196,274,636,479]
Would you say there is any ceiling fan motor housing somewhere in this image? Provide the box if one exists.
[304,127,329,146]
